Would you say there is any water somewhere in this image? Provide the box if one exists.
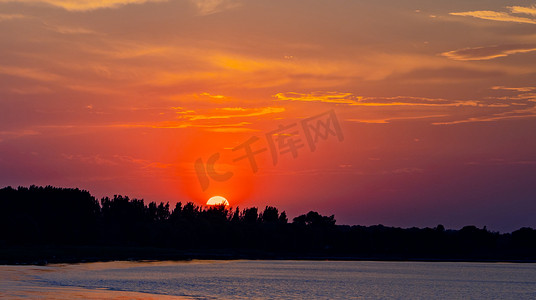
[2,260,536,299]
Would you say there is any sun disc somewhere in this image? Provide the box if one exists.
[206,196,229,206]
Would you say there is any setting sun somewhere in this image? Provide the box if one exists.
[206,196,229,206]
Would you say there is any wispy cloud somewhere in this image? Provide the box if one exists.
[441,44,536,61]
[492,86,536,92]
[0,65,62,82]
[378,168,424,175]
[206,127,258,133]
[275,92,482,107]
[198,92,227,100]
[9,86,53,95]
[466,158,536,166]
[450,4,536,25]
[62,153,175,169]
[190,0,241,16]
[0,0,167,11]
[0,13,27,21]
[277,91,536,126]
[346,114,449,124]
[149,121,253,129]
[0,129,40,142]
[509,5,536,16]
[183,106,285,121]
[433,101,536,125]
[86,41,173,59]
[43,22,96,34]
[62,154,118,166]
[38,120,254,131]
[274,91,361,104]
[495,93,536,100]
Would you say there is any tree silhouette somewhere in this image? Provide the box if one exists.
[260,206,279,223]
[243,207,258,223]
[1,185,535,264]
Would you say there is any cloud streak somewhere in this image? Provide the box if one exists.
[275,92,482,107]
[492,86,536,92]
[433,100,536,125]
[0,65,62,82]
[346,114,449,124]
[509,5,536,16]
[0,13,27,21]
[0,130,40,142]
[441,44,536,61]
[0,0,166,11]
[450,5,536,25]
[190,0,241,16]
[274,91,361,104]
[182,106,285,121]
[275,91,536,126]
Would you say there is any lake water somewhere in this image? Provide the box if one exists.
[1,260,536,299]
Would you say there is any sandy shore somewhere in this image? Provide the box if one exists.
[0,263,190,299]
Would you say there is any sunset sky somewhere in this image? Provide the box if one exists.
[1,0,535,231]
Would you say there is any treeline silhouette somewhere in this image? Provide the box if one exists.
[1,185,535,263]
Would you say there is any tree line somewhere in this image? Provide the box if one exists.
[1,185,535,262]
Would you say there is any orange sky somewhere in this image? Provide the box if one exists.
[1,0,535,231]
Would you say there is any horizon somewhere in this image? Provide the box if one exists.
[0,184,532,233]
[1,0,535,233]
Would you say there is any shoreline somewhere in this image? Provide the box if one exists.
[0,264,192,300]
[2,245,535,265]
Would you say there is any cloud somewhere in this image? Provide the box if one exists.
[0,13,27,21]
[83,41,173,59]
[142,49,456,91]
[509,5,536,16]
[183,106,285,121]
[275,92,482,107]
[0,0,166,11]
[492,86,536,92]
[450,11,536,24]
[0,129,40,142]
[433,101,536,125]
[466,158,536,166]
[198,92,227,100]
[149,121,253,129]
[450,5,536,25]
[206,127,258,133]
[190,0,241,16]
[274,91,361,104]
[378,168,424,175]
[62,153,175,170]
[441,44,536,61]
[0,65,62,82]
[37,120,255,131]
[276,92,536,126]
[496,93,536,100]
[43,23,96,34]
[9,86,53,95]
[346,114,449,124]
[62,154,118,166]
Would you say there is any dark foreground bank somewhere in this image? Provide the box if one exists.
[1,186,535,264]
[2,245,536,265]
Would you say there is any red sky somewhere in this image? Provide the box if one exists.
[1,0,535,231]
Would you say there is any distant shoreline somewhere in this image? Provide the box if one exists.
[2,245,535,265]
